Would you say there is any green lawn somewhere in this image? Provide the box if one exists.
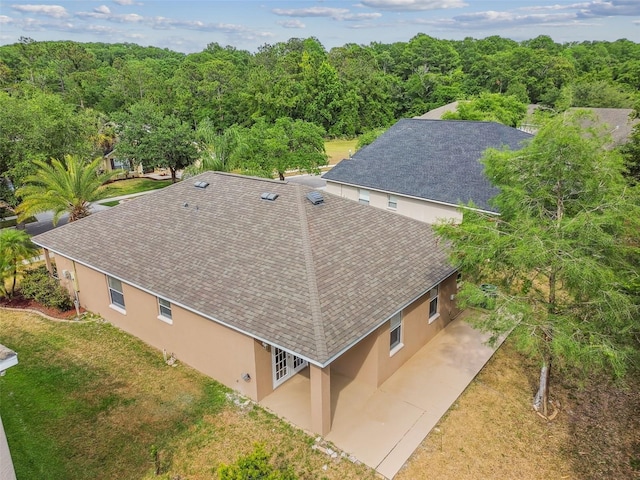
[100,178,173,199]
[0,312,375,480]
[324,138,358,165]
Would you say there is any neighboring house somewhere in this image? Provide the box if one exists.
[0,344,18,480]
[571,107,638,148]
[413,101,459,120]
[32,172,460,436]
[323,119,532,224]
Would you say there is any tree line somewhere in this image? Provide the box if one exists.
[0,34,639,196]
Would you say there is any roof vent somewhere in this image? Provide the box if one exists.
[306,191,324,205]
[194,181,209,189]
[261,192,279,201]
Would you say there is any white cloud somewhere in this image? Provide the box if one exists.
[358,0,466,11]
[577,0,640,17]
[0,15,13,24]
[271,6,382,21]
[94,5,111,15]
[272,7,350,18]
[277,19,306,29]
[11,4,68,18]
[342,12,383,21]
[454,10,575,25]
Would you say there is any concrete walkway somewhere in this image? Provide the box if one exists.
[260,313,504,479]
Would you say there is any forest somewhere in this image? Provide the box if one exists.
[1,34,639,198]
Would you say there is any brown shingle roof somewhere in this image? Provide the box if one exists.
[32,173,454,365]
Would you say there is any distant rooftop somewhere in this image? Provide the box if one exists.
[323,119,532,213]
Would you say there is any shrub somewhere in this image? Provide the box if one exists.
[217,444,297,480]
[20,265,73,311]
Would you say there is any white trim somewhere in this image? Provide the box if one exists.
[157,315,173,325]
[108,303,127,315]
[358,188,370,205]
[389,311,402,353]
[428,286,439,323]
[158,297,172,321]
[325,179,499,215]
[390,343,404,357]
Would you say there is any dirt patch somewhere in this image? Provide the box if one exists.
[0,294,83,320]
[397,341,640,480]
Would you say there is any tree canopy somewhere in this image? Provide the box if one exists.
[435,111,640,415]
[16,154,119,224]
[0,35,638,191]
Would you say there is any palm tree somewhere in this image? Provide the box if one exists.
[183,119,244,178]
[16,155,120,225]
[0,228,39,297]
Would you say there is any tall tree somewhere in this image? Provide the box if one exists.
[0,91,98,185]
[114,101,198,182]
[241,117,327,181]
[442,92,527,127]
[0,229,39,297]
[435,111,640,417]
[16,155,119,225]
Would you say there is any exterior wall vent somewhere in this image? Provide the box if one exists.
[306,191,324,205]
[261,192,279,201]
[194,181,209,189]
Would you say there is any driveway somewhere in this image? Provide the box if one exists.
[285,174,326,189]
[260,312,504,479]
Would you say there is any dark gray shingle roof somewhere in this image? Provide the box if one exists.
[32,173,454,366]
[323,118,533,212]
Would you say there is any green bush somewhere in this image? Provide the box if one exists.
[217,444,297,480]
[20,265,74,311]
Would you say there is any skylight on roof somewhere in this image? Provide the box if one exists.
[194,181,209,189]
[261,192,279,201]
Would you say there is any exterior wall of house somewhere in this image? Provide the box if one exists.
[52,253,460,406]
[331,271,461,387]
[325,181,462,224]
[54,255,268,402]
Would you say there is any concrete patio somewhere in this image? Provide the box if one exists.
[260,312,503,479]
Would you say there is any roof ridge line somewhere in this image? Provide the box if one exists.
[295,184,328,361]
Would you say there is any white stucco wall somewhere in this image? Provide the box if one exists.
[325,181,463,224]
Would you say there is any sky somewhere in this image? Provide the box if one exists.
[0,0,639,53]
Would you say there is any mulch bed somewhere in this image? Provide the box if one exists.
[0,294,84,320]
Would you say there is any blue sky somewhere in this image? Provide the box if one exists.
[1,1,638,53]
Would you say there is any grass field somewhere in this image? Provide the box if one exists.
[1,310,637,479]
[100,178,173,199]
[0,312,375,480]
[324,138,358,165]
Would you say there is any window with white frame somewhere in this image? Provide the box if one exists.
[107,276,125,310]
[428,286,439,323]
[389,311,403,353]
[388,194,398,209]
[358,189,370,205]
[158,297,172,322]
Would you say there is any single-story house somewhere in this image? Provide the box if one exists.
[323,118,533,224]
[32,172,460,435]
[0,344,18,480]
